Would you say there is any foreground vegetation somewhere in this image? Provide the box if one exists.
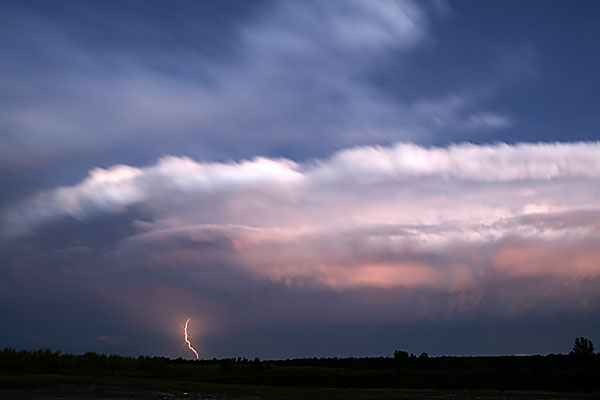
[1,347,600,393]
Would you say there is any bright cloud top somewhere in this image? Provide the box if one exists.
[4,141,600,239]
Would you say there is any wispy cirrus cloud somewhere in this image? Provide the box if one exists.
[0,0,510,167]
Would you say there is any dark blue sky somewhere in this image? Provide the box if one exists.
[1,0,599,359]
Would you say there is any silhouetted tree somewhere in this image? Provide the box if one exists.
[570,337,595,355]
[393,350,408,360]
[417,352,430,370]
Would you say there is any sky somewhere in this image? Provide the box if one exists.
[1,0,599,359]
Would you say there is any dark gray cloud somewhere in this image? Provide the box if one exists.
[2,218,599,358]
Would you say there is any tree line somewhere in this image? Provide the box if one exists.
[1,337,598,391]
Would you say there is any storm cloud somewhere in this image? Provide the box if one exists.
[4,141,599,298]
[1,0,599,358]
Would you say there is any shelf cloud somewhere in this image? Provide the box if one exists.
[4,141,599,238]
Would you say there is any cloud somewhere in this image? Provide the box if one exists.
[116,212,600,280]
[2,143,600,354]
[4,141,600,238]
[316,141,600,181]
[2,1,599,358]
[465,112,513,131]
[3,141,600,315]
[0,0,512,168]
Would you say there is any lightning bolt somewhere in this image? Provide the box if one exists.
[184,317,199,360]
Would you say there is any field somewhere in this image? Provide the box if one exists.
[2,375,599,400]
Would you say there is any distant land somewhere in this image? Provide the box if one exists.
[1,342,599,399]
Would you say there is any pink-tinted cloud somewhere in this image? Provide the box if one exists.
[3,141,600,322]
[111,214,600,304]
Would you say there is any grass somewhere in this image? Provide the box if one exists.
[2,374,598,400]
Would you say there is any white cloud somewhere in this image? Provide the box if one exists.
[318,141,600,182]
[3,141,600,239]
